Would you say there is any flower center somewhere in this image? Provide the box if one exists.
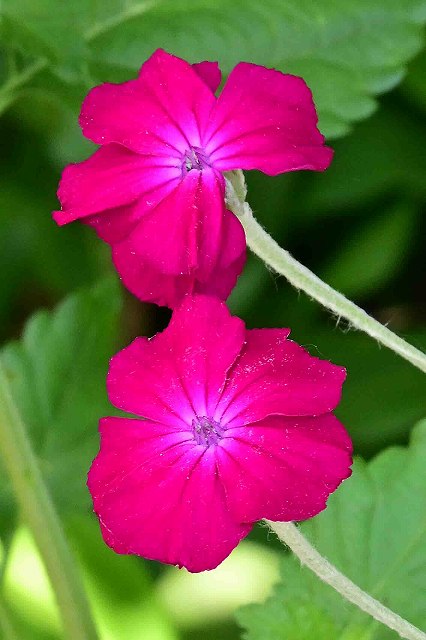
[191,415,224,447]
[182,147,211,174]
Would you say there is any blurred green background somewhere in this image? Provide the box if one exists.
[0,2,425,639]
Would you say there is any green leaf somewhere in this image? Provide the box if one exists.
[0,278,122,513]
[237,598,340,640]
[237,420,426,639]
[0,1,91,71]
[401,48,426,113]
[320,202,416,299]
[86,0,426,138]
[1,1,426,136]
[294,102,426,217]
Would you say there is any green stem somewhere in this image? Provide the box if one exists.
[267,521,426,640]
[226,171,426,374]
[0,361,98,640]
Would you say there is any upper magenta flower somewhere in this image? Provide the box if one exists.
[88,295,352,572]
[53,49,333,308]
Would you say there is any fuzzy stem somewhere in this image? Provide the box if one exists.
[267,521,426,640]
[0,361,98,640]
[225,171,426,374]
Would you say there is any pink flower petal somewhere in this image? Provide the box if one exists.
[53,144,180,228]
[215,329,346,425]
[88,418,251,572]
[192,61,222,93]
[88,297,352,572]
[83,201,143,245]
[191,169,226,277]
[119,174,199,276]
[190,171,247,287]
[137,49,216,148]
[195,205,246,299]
[165,296,246,417]
[217,414,352,522]
[79,80,188,156]
[204,62,333,175]
[112,247,198,307]
[89,417,193,488]
[107,337,193,428]
[112,202,246,308]
[79,50,216,154]
[107,296,245,423]
[118,168,236,280]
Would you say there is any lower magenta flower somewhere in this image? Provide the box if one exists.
[88,296,352,572]
[53,48,332,308]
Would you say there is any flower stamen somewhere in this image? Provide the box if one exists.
[192,415,224,446]
[182,147,211,174]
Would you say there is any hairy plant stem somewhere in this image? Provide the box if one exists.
[0,361,98,640]
[267,521,426,640]
[225,171,426,374]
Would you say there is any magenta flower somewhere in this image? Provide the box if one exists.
[53,49,332,308]
[88,295,352,572]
